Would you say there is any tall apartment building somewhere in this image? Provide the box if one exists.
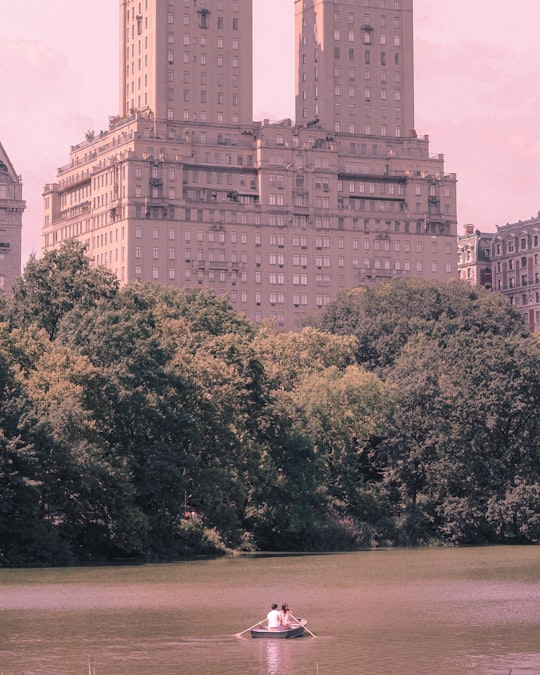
[42,0,456,330]
[0,142,24,291]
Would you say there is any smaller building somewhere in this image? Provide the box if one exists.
[0,142,24,291]
[492,215,540,331]
[457,224,494,289]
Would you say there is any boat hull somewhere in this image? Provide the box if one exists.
[250,621,306,639]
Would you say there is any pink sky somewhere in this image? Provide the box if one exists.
[1,0,540,265]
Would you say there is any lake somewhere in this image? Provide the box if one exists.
[0,546,538,674]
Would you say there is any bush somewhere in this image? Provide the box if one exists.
[177,518,228,557]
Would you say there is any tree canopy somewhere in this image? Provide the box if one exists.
[1,246,538,565]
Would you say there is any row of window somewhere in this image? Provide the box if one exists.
[332,30,401,47]
[130,254,451,276]
[494,255,540,272]
[333,65,399,81]
[130,246,440,265]
[301,83,403,103]
[333,12,401,28]
[129,6,240,40]
[167,47,240,64]
[179,90,241,106]
[130,234,450,258]
[145,227,449,254]
[181,34,239,48]
[170,109,240,124]
[329,0,401,8]
[133,174,440,201]
[494,233,540,256]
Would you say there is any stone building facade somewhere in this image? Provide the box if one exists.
[42,0,457,330]
[492,216,540,331]
[457,224,494,289]
[0,142,24,291]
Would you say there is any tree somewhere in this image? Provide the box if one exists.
[384,330,540,545]
[292,366,394,520]
[19,341,147,560]
[252,324,357,391]
[312,278,528,371]
[313,277,540,546]
[57,283,266,555]
[10,240,118,340]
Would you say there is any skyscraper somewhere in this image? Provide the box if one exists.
[0,142,24,291]
[296,0,414,138]
[43,0,456,330]
[119,0,253,126]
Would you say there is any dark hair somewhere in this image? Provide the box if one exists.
[281,603,289,612]
[271,603,278,609]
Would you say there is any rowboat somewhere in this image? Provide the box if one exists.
[250,618,307,639]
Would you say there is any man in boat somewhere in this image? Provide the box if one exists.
[266,603,282,630]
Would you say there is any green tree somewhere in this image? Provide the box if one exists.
[312,278,528,371]
[253,324,357,391]
[58,283,267,556]
[19,341,147,560]
[10,240,118,340]
[384,331,540,545]
[293,366,394,521]
[0,327,79,564]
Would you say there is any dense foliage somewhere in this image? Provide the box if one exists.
[0,243,538,565]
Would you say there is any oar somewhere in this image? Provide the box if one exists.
[235,618,265,637]
[290,612,317,638]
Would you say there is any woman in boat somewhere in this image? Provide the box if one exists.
[280,603,292,628]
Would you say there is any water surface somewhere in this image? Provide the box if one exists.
[0,546,538,674]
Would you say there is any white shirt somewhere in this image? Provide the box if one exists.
[267,609,282,629]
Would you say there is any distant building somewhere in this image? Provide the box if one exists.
[457,224,494,289]
[42,0,457,330]
[0,142,24,291]
[492,216,540,331]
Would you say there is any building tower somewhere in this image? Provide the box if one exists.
[42,0,457,331]
[295,0,414,138]
[0,142,24,291]
[119,0,253,126]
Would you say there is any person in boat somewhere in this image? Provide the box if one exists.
[266,603,282,630]
[280,603,292,628]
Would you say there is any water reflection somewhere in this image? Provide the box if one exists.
[265,639,281,674]
[258,634,308,675]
